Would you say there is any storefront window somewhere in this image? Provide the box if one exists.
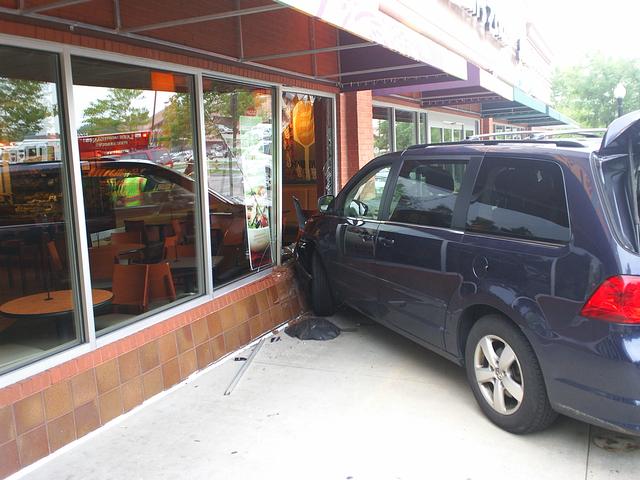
[395,110,417,151]
[372,106,391,156]
[419,113,428,143]
[71,57,203,334]
[202,79,274,286]
[282,92,333,245]
[0,46,80,372]
[443,129,453,142]
[430,127,443,144]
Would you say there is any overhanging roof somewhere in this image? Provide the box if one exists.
[0,0,467,92]
[480,88,578,127]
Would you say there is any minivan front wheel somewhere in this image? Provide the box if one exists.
[310,251,335,316]
[464,315,557,434]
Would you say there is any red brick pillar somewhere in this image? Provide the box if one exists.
[337,90,373,188]
[480,117,494,135]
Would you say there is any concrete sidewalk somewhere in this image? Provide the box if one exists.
[17,308,640,480]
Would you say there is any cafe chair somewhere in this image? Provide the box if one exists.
[110,231,143,245]
[147,262,177,307]
[124,220,147,243]
[110,263,149,314]
[176,243,196,258]
[141,241,166,264]
[88,246,117,289]
[47,240,69,289]
[163,235,179,261]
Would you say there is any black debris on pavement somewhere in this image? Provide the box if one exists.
[285,316,341,341]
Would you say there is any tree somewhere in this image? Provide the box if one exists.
[0,79,51,142]
[552,54,640,127]
[80,89,149,135]
[159,93,192,151]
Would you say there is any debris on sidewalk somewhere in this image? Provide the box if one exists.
[285,316,341,340]
[224,339,265,396]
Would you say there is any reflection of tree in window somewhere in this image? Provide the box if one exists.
[79,89,149,135]
[0,79,52,142]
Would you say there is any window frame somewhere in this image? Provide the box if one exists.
[336,160,399,222]
[380,155,480,232]
[464,154,572,245]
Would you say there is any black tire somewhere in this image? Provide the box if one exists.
[310,252,335,316]
[464,314,557,434]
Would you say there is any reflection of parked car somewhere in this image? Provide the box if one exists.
[118,148,173,168]
[297,112,640,436]
[0,159,245,249]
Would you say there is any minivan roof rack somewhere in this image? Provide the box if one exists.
[406,139,590,149]
[468,128,605,140]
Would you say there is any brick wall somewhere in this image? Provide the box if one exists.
[338,91,374,188]
[0,266,306,478]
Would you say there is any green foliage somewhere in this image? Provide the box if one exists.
[203,89,255,136]
[373,119,390,154]
[0,79,51,142]
[158,93,192,150]
[552,54,640,127]
[395,121,416,150]
[80,89,149,135]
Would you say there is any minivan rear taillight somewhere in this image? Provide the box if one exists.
[580,276,640,324]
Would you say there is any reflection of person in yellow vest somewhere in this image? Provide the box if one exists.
[120,176,147,207]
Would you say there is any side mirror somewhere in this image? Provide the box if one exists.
[318,195,335,213]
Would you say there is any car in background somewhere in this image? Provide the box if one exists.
[118,148,173,168]
[296,112,640,436]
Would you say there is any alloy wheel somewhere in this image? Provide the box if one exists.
[473,334,524,415]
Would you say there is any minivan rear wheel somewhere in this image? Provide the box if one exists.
[311,252,335,316]
[464,314,557,434]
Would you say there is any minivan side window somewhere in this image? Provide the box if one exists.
[388,160,468,228]
[343,165,391,219]
[466,157,570,243]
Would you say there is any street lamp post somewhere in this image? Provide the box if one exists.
[614,82,627,118]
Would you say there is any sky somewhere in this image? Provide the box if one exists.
[526,0,640,67]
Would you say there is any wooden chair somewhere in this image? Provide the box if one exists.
[147,262,177,305]
[88,246,117,288]
[171,219,185,244]
[46,240,70,289]
[176,243,196,258]
[111,263,149,313]
[124,220,147,243]
[110,231,142,245]
[163,235,179,261]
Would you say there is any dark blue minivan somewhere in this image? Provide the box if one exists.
[296,112,640,435]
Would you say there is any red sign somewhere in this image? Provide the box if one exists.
[78,131,151,160]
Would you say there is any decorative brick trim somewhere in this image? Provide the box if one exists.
[0,266,306,477]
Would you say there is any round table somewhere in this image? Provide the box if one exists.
[0,289,113,337]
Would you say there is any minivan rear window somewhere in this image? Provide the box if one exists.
[466,157,570,243]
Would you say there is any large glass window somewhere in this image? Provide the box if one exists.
[343,165,391,219]
[202,79,274,286]
[389,160,468,228]
[282,92,334,246]
[395,110,417,151]
[466,157,570,243]
[430,127,443,144]
[0,46,79,372]
[372,107,391,156]
[72,57,203,334]
[419,113,428,144]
